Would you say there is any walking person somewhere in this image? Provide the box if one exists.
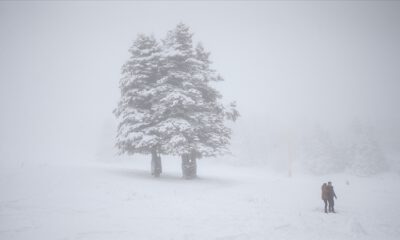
[326,181,337,213]
[321,183,328,213]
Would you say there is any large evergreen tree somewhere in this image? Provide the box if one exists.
[159,23,239,179]
[114,34,164,177]
[115,24,239,179]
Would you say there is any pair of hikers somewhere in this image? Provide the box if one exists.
[321,181,337,213]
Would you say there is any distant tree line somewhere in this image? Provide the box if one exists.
[303,121,387,176]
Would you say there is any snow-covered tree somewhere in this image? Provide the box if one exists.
[114,34,164,177]
[158,23,239,178]
[346,121,387,176]
[114,24,239,179]
[303,125,345,175]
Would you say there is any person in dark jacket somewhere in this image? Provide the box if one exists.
[326,181,337,213]
[321,183,328,213]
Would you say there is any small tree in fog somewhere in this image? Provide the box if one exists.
[159,23,239,179]
[303,126,345,175]
[114,35,164,177]
[347,121,387,176]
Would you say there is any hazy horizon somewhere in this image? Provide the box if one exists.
[1,1,399,166]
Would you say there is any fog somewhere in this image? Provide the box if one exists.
[1,1,400,168]
[2,2,400,239]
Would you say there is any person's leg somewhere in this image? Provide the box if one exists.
[323,199,328,213]
[331,199,335,213]
[328,198,333,212]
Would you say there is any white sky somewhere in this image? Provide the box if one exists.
[1,1,400,164]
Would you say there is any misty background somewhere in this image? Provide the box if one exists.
[1,1,400,172]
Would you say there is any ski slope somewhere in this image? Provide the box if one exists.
[1,158,399,240]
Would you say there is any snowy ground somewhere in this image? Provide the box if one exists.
[1,158,399,240]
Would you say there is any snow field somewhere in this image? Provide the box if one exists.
[1,158,399,240]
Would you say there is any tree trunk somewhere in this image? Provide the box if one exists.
[151,150,162,177]
[182,152,197,179]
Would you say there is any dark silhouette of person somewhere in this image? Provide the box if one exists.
[321,183,328,213]
[326,181,337,213]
